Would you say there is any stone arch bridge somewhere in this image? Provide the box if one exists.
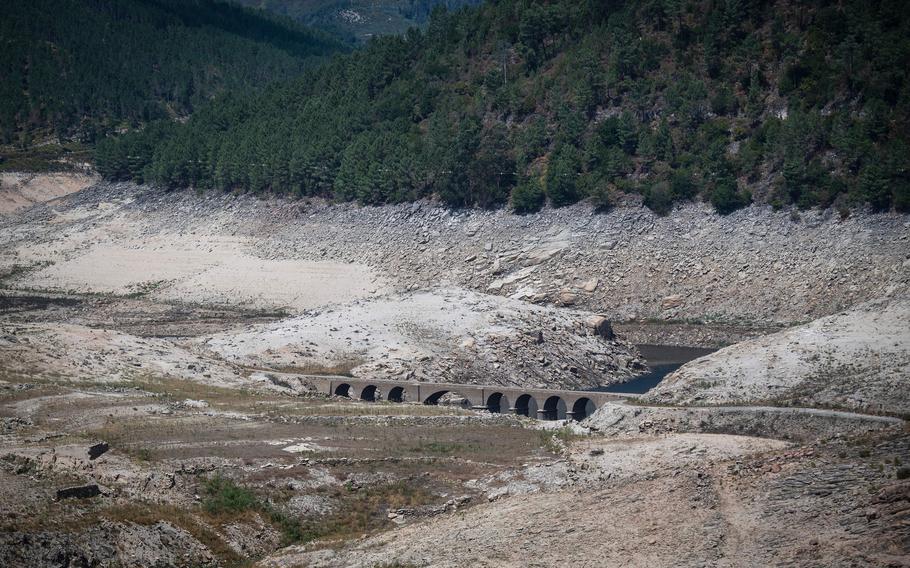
[309,376,626,421]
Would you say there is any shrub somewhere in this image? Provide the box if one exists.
[545,146,581,207]
[202,477,259,515]
[511,176,546,213]
[710,179,751,214]
[643,181,674,215]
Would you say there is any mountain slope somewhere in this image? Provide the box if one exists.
[0,0,344,146]
[234,0,482,43]
[97,0,910,214]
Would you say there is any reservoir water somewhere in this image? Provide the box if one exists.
[597,344,716,394]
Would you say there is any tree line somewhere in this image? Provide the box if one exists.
[96,0,910,214]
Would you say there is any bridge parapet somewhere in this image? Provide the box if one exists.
[318,376,626,421]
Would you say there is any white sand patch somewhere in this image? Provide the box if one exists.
[205,289,499,364]
[20,235,385,311]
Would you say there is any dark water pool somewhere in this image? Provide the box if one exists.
[596,344,716,394]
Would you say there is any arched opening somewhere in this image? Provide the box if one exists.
[571,397,596,421]
[542,396,566,420]
[423,390,449,405]
[514,394,537,417]
[486,392,509,414]
[359,385,378,402]
[388,386,405,403]
[423,390,472,408]
[334,383,351,398]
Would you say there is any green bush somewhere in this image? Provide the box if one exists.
[643,181,674,215]
[710,179,751,214]
[545,145,581,207]
[511,176,546,213]
[202,477,259,515]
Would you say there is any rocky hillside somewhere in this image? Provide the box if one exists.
[3,181,907,329]
[643,297,910,415]
[203,288,643,389]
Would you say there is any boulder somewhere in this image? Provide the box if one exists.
[661,294,684,310]
[557,291,578,306]
[87,441,109,460]
[56,484,101,500]
[586,315,616,340]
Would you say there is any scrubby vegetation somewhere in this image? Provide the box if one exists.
[0,0,343,146]
[95,0,910,214]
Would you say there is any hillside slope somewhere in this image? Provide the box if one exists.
[0,0,343,146]
[643,297,910,415]
[235,0,481,43]
[98,0,910,214]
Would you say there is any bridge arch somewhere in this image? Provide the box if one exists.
[513,394,538,417]
[571,397,596,421]
[359,385,378,402]
[486,392,510,414]
[387,386,405,403]
[333,383,351,398]
[423,390,472,408]
[542,396,566,420]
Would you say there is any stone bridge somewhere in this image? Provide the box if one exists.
[307,376,627,421]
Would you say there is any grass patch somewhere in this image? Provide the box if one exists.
[200,476,309,546]
[299,480,436,547]
[267,358,365,378]
[406,441,468,454]
[202,477,260,515]
[195,476,437,548]
[538,426,585,454]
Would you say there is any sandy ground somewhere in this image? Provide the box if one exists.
[644,297,910,414]
[21,235,386,312]
[0,173,97,215]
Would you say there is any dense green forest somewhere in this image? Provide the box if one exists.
[97,0,910,214]
[0,0,343,147]
[235,0,481,43]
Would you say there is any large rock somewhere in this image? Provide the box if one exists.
[56,484,101,500]
[586,315,616,340]
[87,441,109,460]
